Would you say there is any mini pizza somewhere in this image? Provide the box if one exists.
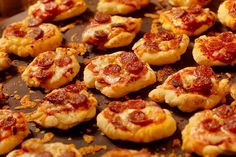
[159,5,216,36]
[0,110,30,155]
[0,21,62,57]
[84,51,156,98]
[218,0,236,30]
[168,0,212,7]
[97,99,176,143]
[28,0,87,25]
[182,105,236,157]
[132,30,189,65]
[7,138,81,157]
[97,0,149,15]
[21,47,80,90]
[0,51,11,71]
[193,32,236,66]
[101,148,151,157]
[27,81,97,130]
[82,13,141,49]
[149,65,229,112]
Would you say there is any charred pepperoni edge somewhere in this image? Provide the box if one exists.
[45,90,67,104]
[128,110,153,126]
[108,101,127,113]
[126,99,146,109]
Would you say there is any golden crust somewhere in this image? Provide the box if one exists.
[101,148,151,157]
[83,51,156,98]
[168,0,212,7]
[0,110,30,155]
[82,14,141,49]
[27,82,97,130]
[182,105,236,157]
[159,5,216,36]
[97,100,176,143]
[132,31,189,65]
[193,32,236,66]
[7,138,81,157]
[28,0,87,22]
[218,0,236,30]
[0,21,62,57]
[97,0,149,15]
[21,47,80,90]
[149,66,229,112]
[0,51,11,71]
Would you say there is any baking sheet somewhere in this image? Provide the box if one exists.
[0,0,235,156]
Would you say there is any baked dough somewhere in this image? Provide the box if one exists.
[149,65,229,112]
[21,47,80,90]
[159,5,216,36]
[84,51,156,98]
[7,138,81,157]
[82,13,141,49]
[218,0,236,30]
[27,81,97,130]
[101,148,151,157]
[97,99,176,143]
[0,21,62,57]
[182,104,236,157]
[97,0,149,15]
[28,0,87,25]
[132,30,189,65]
[168,0,212,7]
[193,32,236,66]
[0,110,30,155]
[0,51,11,71]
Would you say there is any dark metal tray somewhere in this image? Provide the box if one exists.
[0,0,235,156]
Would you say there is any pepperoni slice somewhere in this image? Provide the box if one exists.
[187,5,203,14]
[158,30,175,41]
[59,151,76,157]
[119,52,139,65]
[108,101,127,113]
[0,116,16,129]
[44,2,58,14]
[26,27,44,40]
[188,76,212,95]
[69,94,88,109]
[35,151,53,157]
[202,118,221,132]
[128,111,153,126]
[36,57,54,69]
[45,90,67,104]
[34,70,53,81]
[125,61,144,75]
[224,116,236,133]
[214,105,235,119]
[56,56,72,67]
[27,18,43,27]
[219,32,235,42]
[127,99,146,109]
[207,39,225,52]
[111,116,128,130]
[5,26,26,38]
[94,12,111,23]
[194,65,214,78]
[103,64,121,75]
[65,84,86,93]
